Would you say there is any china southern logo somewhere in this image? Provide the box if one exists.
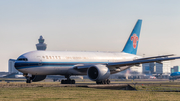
[131,34,138,49]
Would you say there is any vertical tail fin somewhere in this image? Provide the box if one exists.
[122,19,142,55]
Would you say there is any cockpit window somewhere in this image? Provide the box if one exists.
[17,58,28,61]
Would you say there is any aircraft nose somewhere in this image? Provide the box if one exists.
[14,61,21,69]
[15,56,28,69]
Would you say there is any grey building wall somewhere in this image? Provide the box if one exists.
[142,62,155,74]
[8,59,18,73]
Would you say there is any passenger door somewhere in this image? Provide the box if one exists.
[37,56,42,66]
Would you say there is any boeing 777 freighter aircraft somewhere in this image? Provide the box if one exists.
[14,19,180,84]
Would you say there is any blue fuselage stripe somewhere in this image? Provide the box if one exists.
[15,61,108,69]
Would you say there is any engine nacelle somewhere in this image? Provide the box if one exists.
[31,75,46,82]
[87,65,110,81]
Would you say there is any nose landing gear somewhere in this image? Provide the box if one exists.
[26,77,32,83]
[23,73,32,83]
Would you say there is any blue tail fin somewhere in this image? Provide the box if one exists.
[122,19,142,55]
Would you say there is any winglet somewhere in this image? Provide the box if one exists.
[122,19,142,55]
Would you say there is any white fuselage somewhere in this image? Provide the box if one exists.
[15,51,141,75]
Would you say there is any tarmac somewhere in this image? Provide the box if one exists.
[1,79,180,90]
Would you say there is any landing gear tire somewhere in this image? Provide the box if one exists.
[26,78,31,83]
[24,73,32,83]
[107,79,110,84]
[96,79,110,84]
[61,79,75,84]
[72,80,75,84]
[96,81,101,84]
[61,80,65,84]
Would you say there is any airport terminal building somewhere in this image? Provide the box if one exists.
[171,66,180,73]
[141,61,172,79]
[8,59,18,73]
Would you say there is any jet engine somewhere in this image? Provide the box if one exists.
[87,65,110,81]
[30,75,46,82]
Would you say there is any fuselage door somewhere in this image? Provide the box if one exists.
[37,56,42,66]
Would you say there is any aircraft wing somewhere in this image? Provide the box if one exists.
[134,54,174,60]
[74,56,180,70]
[107,56,180,67]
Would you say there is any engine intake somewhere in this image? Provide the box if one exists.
[87,65,110,81]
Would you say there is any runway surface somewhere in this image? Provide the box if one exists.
[0,82,136,90]
[1,79,180,90]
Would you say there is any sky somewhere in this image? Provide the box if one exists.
[0,0,180,72]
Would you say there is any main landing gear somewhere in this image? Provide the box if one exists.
[96,79,110,84]
[61,75,75,84]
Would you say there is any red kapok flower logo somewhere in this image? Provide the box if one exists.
[131,34,138,49]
